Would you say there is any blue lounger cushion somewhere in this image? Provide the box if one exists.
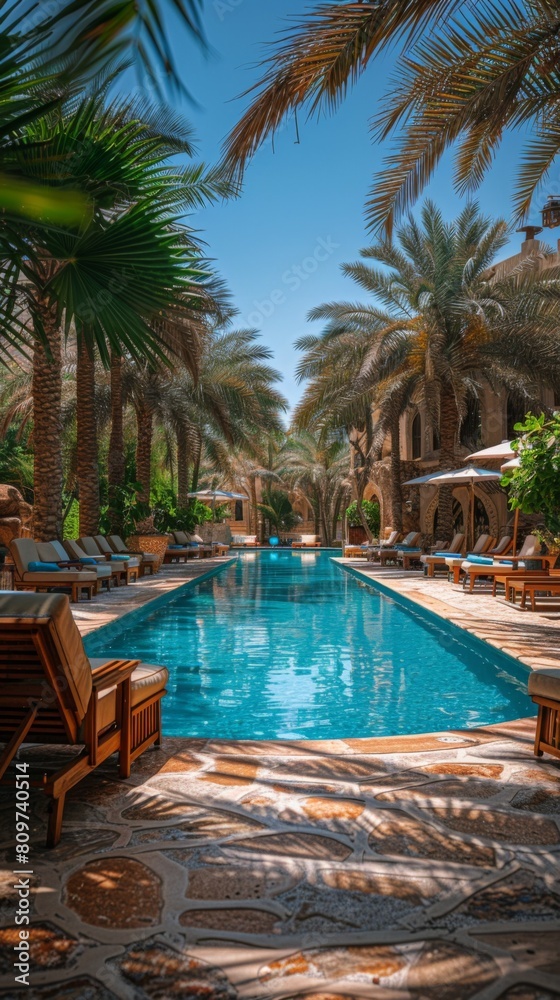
[80,557,98,565]
[28,561,60,572]
[168,545,184,549]
[467,555,495,566]
[432,551,455,558]
[110,553,130,561]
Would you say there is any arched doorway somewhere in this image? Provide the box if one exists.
[433,498,464,539]
[427,489,498,540]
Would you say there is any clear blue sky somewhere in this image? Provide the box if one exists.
[144,1,546,409]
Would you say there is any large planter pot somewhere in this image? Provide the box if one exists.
[348,525,367,544]
[126,534,169,572]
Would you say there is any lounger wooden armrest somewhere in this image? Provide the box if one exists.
[90,658,139,689]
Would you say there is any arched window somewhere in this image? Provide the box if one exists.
[412,412,422,459]
[234,500,243,521]
[507,394,527,438]
[460,394,482,450]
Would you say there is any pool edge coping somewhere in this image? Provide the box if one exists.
[333,557,558,676]
[82,557,237,647]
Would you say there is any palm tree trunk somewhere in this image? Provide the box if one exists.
[350,420,373,541]
[332,493,344,545]
[76,337,100,536]
[249,478,259,539]
[108,353,125,491]
[177,423,190,507]
[438,384,460,539]
[32,293,63,542]
[390,416,403,532]
[135,400,154,503]
[312,498,320,536]
[319,488,330,545]
[191,440,202,493]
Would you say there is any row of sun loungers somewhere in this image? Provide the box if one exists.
[165,530,229,561]
[9,534,151,601]
[346,527,560,612]
[9,531,233,601]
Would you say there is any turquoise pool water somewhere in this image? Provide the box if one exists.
[84,550,534,740]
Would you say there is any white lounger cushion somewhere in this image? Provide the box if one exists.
[528,667,560,701]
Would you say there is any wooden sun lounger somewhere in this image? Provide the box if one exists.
[421,533,465,577]
[497,574,560,611]
[344,545,368,558]
[378,532,422,566]
[10,538,98,602]
[529,670,560,761]
[400,549,424,570]
[0,592,167,846]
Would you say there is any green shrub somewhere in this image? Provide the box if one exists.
[344,500,380,534]
[502,412,560,547]
[63,499,79,540]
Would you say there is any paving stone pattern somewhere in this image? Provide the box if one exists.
[1,725,559,998]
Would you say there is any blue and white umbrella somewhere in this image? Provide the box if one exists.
[187,489,250,543]
[404,465,501,551]
[187,489,249,505]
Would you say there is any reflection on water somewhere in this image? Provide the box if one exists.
[84,551,535,740]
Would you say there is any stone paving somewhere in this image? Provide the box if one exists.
[72,556,237,637]
[0,556,559,998]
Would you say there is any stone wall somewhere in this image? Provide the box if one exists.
[0,484,33,547]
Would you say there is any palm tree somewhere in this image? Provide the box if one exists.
[294,330,387,537]
[223,1,560,233]
[219,433,286,538]
[258,488,298,535]
[15,97,230,538]
[157,328,287,507]
[0,1,209,351]
[297,202,560,537]
[280,431,351,545]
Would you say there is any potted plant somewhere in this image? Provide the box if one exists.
[344,499,381,544]
[101,483,170,570]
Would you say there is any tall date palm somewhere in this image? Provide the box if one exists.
[224,1,560,233]
[298,202,560,537]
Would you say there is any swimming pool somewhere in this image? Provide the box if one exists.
[84,550,535,740]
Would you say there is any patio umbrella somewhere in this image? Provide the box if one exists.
[467,440,517,462]
[467,443,524,555]
[187,489,249,505]
[187,489,249,544]
[404,465,501,552]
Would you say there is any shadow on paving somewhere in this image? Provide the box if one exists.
[0,725,559,998]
